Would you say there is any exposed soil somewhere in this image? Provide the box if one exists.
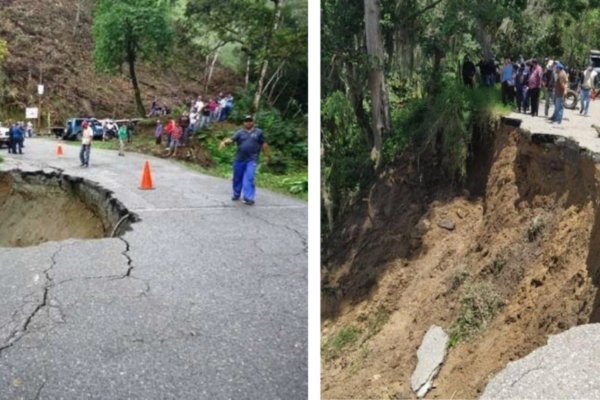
[0,171,135,247]
[0,0,239,121]
[321,122,600,399]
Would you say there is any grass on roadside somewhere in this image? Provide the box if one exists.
[60,129,308,200]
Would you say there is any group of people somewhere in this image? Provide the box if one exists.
[5,121,33,154]
[463,53,598,124]
[153,93,235,156]
[76,112,268,205]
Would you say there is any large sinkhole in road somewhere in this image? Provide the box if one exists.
[0,171,137,247]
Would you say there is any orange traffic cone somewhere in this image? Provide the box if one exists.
[56,144,64,156]
[140,161,154,190]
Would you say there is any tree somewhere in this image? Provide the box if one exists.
[93,0,175,117]
[0,38,7,109]
[253,0,284,111]
[184,0,307,113]
[364,0,391,167]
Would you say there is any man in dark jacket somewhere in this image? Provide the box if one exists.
[10,123,24,154]
[126,120,135,143]
[462,56,477,87]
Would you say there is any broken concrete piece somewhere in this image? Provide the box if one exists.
[438,219,456,231]
[411,325,449,398]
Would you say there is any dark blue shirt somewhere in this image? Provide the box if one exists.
[232,128,265,162]
[10,126,23,139]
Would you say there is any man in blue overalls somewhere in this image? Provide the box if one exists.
[219,115,271,205]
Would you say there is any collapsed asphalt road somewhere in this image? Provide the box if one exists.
[0,139,307,399]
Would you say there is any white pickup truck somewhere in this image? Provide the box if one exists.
[0,124,9,148]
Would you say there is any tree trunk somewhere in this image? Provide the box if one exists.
[127,47,145,118]
[205,48,221,92]
[364,0,391,168]
[252,0,283,112]
[478,19,492,60]
[73,2,81,36]
[245,55,251,92]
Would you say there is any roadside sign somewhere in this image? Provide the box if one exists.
[37,85,44,95]
[26,108,39,119]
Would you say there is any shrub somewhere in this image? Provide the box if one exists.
[448,282,505,347]
[321,326,363,361]
[527,215,546,242]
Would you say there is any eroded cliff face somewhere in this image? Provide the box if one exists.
[321,122,600,399]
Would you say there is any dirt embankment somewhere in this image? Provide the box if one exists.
[0,171,136,247]
[321,122,600,399]
[0,0,239,121]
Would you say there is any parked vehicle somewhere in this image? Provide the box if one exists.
[61,118,104,141]
[0,124,9,148]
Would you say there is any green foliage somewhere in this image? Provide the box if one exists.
[230,90,308,163]
[321,326,363,361]
[184,0,307,111]
[384,77,509,180]
[448,282,505,347]
[93,0,175,73]
[364,306,391,340]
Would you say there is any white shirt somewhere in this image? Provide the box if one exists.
[582,69,598,89]
[82,127,93,145]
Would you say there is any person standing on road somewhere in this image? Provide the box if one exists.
[26,121,33,138]
[543,61,555,118]
[553,62,568,125]
[118,123,127,156]
[219,115,271,205]
[514,62,530,113]
[579,62,597,117]
[501,57,514,105]
[528,59,543,117]
[155,120,163,146]
[79,120,93,167]
[126,120,135,143]
[10,122,24,155]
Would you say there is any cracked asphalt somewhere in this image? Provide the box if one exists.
[0,139,307,399]
[482,324,600,399]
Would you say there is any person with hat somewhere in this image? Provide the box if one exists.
[579,62,598,117]
[543,60,556,118]
[80,120,94,167]
[552,62,568,124]
[219,115,271,205]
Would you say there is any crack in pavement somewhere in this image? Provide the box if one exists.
[0,244,64,357]
[243,210,308,255]
[0,238,150,358]
[509,363,544,387]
